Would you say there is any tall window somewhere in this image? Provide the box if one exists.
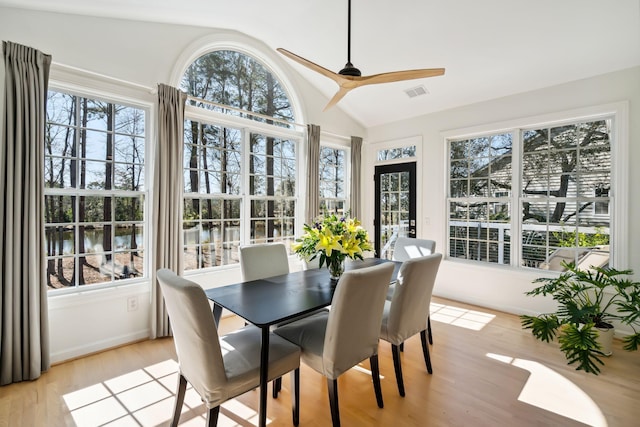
[319,146,347,215]
[449,133,512,264]
[45,91,146,290]
[448,118,612,271]
[248,134,297,245]
[180,49,300,271]
[183,122,242,269]
[521,120,611,270]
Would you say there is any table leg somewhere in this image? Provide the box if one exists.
[259,327,269,427]
[212,303,222,327]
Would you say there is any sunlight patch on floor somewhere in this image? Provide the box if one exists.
[430,303,496,330]
[353,364,385,379]
[62,359,266,426]
[486,353,607,427]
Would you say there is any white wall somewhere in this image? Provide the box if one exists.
[364,66,640,322]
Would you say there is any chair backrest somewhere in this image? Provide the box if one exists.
[385,253,442,344]
[392,237,436,261]
[156,269,227,401]
[322,262,394,379]
[239,242,289,281]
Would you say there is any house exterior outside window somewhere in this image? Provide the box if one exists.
[447,118,613,271]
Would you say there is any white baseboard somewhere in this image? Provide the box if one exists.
[50,329,150,365]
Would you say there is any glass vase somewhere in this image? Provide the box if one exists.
[328,257,345,281]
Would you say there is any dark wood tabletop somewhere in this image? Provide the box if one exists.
[205,257,401,327]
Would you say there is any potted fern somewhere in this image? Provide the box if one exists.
[521,262,640,374]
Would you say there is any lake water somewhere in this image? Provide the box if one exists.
[46,228,144,254]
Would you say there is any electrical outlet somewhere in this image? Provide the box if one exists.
[127,296,139,312]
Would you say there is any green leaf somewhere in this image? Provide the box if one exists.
[622,333,640,351]
[558,324,604,375]
[520,314,559,342]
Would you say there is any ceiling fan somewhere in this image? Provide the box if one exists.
[277,0,445,111]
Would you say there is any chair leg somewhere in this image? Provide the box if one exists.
[291,368,300,426]
[170,374,188,427]
[420,330,433,374]
[399,342,404,352]
[369,355,384,408]
[391,344,405,397]
[273,377,282,398]
[205,406,220,427]
[327,378,341,427]
[427,316,433,345]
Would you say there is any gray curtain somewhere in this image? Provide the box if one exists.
[151,84,186,339]
[350,136,363,219]
[1,41,51,385]
[306,124,320,223]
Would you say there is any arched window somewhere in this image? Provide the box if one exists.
[181,50,295,127]
[180,49,302,271]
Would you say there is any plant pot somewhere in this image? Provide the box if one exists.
[596,324,615,356]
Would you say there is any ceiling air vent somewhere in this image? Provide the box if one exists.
[404,85,429,98]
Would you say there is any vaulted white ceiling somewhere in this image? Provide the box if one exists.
[2,0,639,128]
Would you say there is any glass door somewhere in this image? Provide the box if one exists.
[374,162,417,259]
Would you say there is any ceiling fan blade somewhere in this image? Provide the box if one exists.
[354,68,446,87]
[279,1,446,110]
[277,48,342,83]
[323,87,352,111]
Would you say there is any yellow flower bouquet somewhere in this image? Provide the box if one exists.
[292,214,373,280]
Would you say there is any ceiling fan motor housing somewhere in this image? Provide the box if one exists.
[339,62,361,76]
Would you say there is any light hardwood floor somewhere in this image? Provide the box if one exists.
[1,297,639,427]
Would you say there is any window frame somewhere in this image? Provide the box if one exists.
[182,105,304,274]
[318,140,351,216]
[44,84,152,294]
[448,132,514,265]
[442,102,629,270]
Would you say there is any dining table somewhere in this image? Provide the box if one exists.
[205,256,401,427]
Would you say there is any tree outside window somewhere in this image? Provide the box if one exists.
[319,146,347,216]
[45,91,146,290]
[447,118,612,270]
[180,49,299,271]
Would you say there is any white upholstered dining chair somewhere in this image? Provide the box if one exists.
[380,253,442,396]
[238,242,292,397]
[274,262,394,427]
[390,236,437,345]
[239,242,290,281]
[156,269,301,427]
[392,236,436,261]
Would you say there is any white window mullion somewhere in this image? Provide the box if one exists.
[512,129,522,268]
[241,127,251,247]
